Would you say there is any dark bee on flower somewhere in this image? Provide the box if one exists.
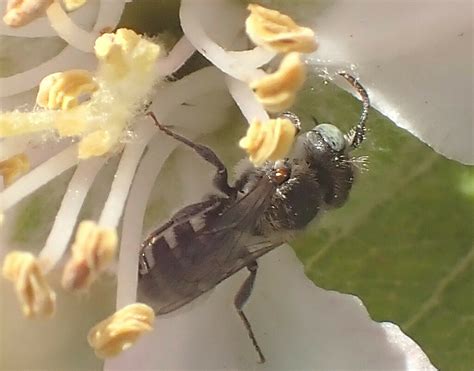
[138,72,370,363]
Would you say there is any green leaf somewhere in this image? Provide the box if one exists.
[292,76,474,371]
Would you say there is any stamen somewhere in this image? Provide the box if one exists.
[245,4,318,53]
[36,69,98,110]
[1,28,161,162]
[78,129,113,159]
[39,157,105,272]
[2,251,56,319]
[155,36,195,77]
[0,110,58,137]
[61,220,117,291]
[46,1,97,52]
[94,28,145,78]
[153,67,225,116]
[0,136,34,162]
[87,303,154,358]
[225,75,269,123]
[0,144,78,211]
[250,52,306,113]
[239,118,297,166]
[0,46,96,98]
[3,0,53,27]
[179,0,276,81]
[62,0,87,12]
[0,153,30,186]
[115,133,180,307]
[98,120,156,229]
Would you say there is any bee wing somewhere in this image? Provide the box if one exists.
[138,176,283,314]
[175,176,277,277]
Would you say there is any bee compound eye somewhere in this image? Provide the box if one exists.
[315,124,346,151]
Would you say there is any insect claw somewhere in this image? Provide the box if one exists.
[146,111,163,128]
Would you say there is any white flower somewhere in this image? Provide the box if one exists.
[2,0,470,369]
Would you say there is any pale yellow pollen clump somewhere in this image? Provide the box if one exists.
[2,251,56,318]
[3,0,53,27]
[61,220,117,292]
[0,153,30,186]
[77,129,112,159]
[95,28,155,79]
[246,4,318,54]
[239,118,297,166]
[36,70,98,111]
[250,52,306,113]
[0,28,161,159]
[63,0,87,12]
[88,303,155,358]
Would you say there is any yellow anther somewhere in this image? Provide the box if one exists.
[61,220,117,291]
[246,4,318,53]
[3,0,53,27]
[77,130,113,159]
[88,303,155,359]
[62,0,87,12]
[94,28,160,79]
[239,118,297,166]
[36,70,98,111]
[250,52,306,113]
[2,251,56,319]
[0,153,30,186]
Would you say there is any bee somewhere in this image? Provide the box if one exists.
[138,72,370,363]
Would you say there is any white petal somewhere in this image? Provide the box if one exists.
[307,0,473,165]
[107,246,434,370]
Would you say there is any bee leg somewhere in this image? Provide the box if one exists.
[147,112,235,196]
[234,261,265,363]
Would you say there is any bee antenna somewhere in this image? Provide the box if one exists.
[311,116,320,126]
[338,72,370,149]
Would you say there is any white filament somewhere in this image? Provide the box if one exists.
[179,0,275,81]
[93,0,132,33]
[155,36,195,77]
[0,1,57,37]
[98,120,156,229]
[46,2,97,52]
[0,136,32,162]
[115,133,179,307]
[0,46,96,97]
[0,144,78,211]
[153,67,225,116]
[0,0,129,38]
[39,156,105,271]
[225,75,269,123]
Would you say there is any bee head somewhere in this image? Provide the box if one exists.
[299,72,370,208]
